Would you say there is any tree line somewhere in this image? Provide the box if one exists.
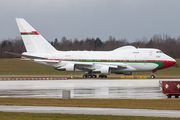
[0,34,180,58]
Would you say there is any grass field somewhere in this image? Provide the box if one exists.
[0,111,178,120]
[0,58,180,76]
[0,98,180,119]
[0,98,180,110]
[1,111,179,120]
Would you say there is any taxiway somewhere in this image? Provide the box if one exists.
[0,105,180,118]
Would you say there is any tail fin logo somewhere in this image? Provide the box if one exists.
[21,31,39,35]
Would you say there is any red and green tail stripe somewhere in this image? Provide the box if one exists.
[21,31,39,35]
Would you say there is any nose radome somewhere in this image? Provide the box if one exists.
[172,58,176,65]
[168,57,176,66]
[164,53,176,64]
[170,57,176,63]
[157,55,176,70]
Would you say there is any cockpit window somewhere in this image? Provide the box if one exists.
[156,51,163,53]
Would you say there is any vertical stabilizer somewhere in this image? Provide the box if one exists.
[16,18,57,53]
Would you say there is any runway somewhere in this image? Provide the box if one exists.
[0,105,180,118]
[0,79,166,99]
[0,79,179,99]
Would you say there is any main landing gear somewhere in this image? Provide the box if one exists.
[83,74,97,78]
[83,73,107,78]
[150,70,156,78]
[99,74,107,78]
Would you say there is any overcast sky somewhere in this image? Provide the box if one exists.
[1,0,180,42]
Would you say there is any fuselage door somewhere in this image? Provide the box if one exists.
[123,57,127,64]
[144,57,147,65]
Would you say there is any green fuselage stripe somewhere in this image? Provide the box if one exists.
[66,60,164,70]
[21,33,34,35]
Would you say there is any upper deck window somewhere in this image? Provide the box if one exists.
[156,51,163,53]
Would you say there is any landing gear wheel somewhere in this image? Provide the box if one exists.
[99,74,107,78]
[88,75,93,78]
[93,75,97,78]
[83,72,97,78]
[83,75,87,78]
[150,75,155,78]
[151,70,156,79]
[99,75,102,78]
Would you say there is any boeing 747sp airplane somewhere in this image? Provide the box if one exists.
[8,18,176,78]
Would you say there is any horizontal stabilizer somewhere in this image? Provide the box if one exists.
[5,51,47,59]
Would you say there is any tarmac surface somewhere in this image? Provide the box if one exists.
[0,105,180,118]
[0,79,167,99]
[0,79,180,99]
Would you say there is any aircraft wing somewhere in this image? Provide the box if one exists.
[56,61,130,72]
[59,61,124,68]
[5,51,131,71]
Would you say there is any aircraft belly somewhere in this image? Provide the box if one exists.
[111,63,158,73]
[129,63,158,71]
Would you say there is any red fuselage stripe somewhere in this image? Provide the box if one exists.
[21,31,39,35]
[46,59,176,70]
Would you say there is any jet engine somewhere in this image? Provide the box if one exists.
[65,64,76,72]
[100,66,111,74]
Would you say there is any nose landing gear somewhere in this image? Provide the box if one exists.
[150,70,156,78]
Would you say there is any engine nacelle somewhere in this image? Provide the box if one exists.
[100,66,111,74]
[65,64,76,72]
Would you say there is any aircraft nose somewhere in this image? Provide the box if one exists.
[157,56,176,70]
[167,57,176,67]
[171,58,176,65]
[170,56,176,62]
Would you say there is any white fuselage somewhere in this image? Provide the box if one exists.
[27,47,176,74]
